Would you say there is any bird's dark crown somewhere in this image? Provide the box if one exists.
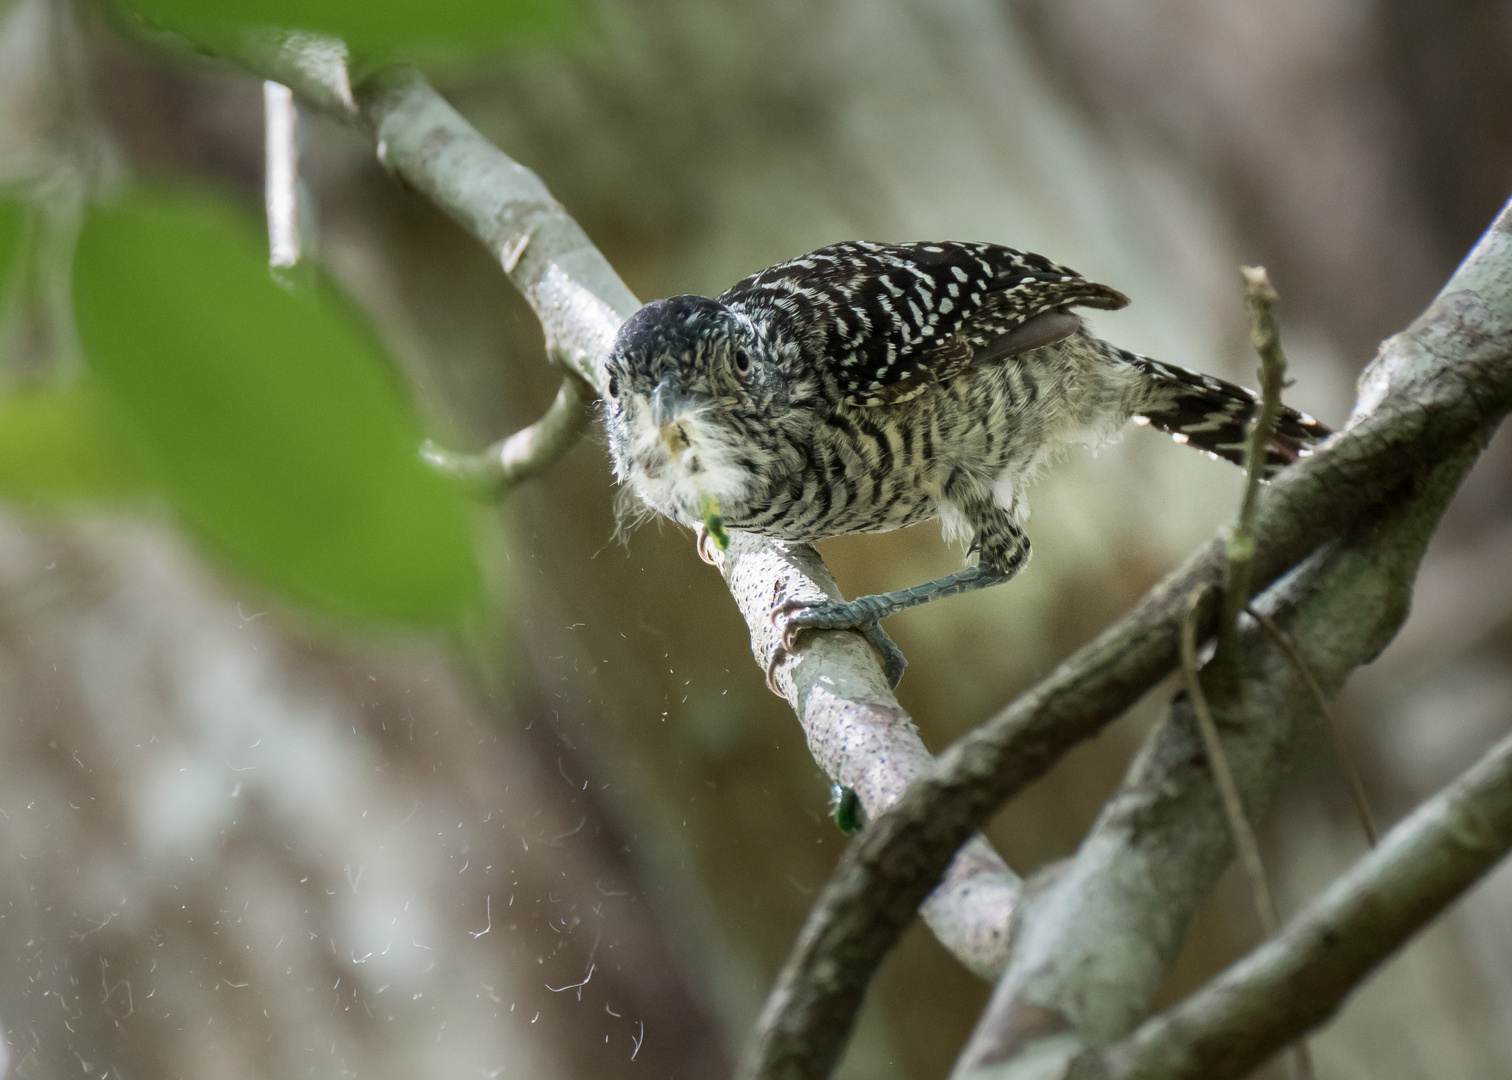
[610,295,739,381]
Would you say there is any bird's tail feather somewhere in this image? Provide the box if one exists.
[1118,350,1331,477]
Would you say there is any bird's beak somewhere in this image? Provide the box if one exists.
[650,378,693,429]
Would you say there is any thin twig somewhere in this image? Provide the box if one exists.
[1179,588,1279,933]
[1180,590,1314,1080]
[420,376,590,497]
[263,80,302,270]
[1103,726,1512,1080]
[1251,608,1380,847]
[1220,266,1287,661]
[1209,267,1314,1080]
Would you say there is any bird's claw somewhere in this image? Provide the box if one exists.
[764,598,907,696]
[694,524,723,566]
[862,621,908,689]
[774,598,821,653]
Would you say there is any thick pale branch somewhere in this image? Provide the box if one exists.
[1102,725,1512,1080]
[743,199,1512,1080]
[159,25,1022,980]
[715,535,1019,979]
[713,536,1018,1080]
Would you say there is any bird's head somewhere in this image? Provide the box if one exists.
[602,295,779,529]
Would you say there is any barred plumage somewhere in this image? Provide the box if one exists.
[719,241,1129,406]
[1122,352,1332,474]
[603,240,1331,690]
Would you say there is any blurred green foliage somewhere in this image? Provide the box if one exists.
[114,0,579,62]
[38,185,482,626]
[0,387,148,500]
[0,200,19,276]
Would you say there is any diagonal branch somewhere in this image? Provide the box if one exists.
[738,198,1512,1080]
[150,24,1023,978]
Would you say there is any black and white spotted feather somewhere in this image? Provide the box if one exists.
[602,239,1332,582]
[1121,352,1332,476]
[719,241,1130,406]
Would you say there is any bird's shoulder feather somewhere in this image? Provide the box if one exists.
[719,241,1128,406]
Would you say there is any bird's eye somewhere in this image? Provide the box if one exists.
[606,374,620,399]
[733,348,751,377]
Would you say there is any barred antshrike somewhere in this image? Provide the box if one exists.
[603,241,1329,691]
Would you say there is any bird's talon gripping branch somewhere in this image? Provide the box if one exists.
[772,597,858,651]
[764,647,790,696]
[766,599,907,693]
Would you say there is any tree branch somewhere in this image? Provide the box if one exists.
[150,24,1023,980]
[949,424,1481,1080]
[739,198,1512,1080]
[262,79,303,270]
[419,376,590,497]
[1181,587,1284,939]
[1218,266,1287,661]
[1101,724,1512,1080]
[713,534,1020,980]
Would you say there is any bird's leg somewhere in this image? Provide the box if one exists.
[766,496,1029,693]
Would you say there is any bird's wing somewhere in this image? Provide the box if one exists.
[718,241,1129,406]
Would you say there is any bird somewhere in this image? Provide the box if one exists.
[601,240,1330,693]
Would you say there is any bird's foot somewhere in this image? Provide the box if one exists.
[764,597,907,695]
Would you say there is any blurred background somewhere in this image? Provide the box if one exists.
[1,1,1510,1077]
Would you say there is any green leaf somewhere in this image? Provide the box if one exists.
[0,385,150,501]
[117,0,579,60]
[72,185,480,626]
